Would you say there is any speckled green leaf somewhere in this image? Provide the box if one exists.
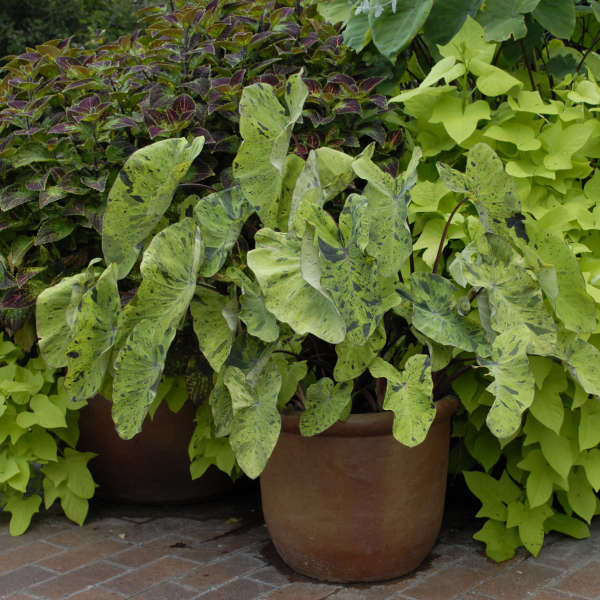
[452,234,556,354]
[233,73,308,221]
[370,355,434,447]
[190,287,236,372]
[64,264,120,402]
[111,219,202,437]
[114,217,203,353]
[403,272,490,355]
[480,327,535,439]
[440,144,527,242]
[334,321,386,382]
[559,333,600,396]
[226,268,278,343]
[299,378,352,436]
[102,137,204,279]
[36,271,94,368]
[353,144,420,277]
[318,194,382,345]
[192,187,253,277]
[209,373,233,438]
[289,148,354,235]
[247,229,345,343]
[112,320,175,439]
[228,363,282,479]
[524,223,596,334]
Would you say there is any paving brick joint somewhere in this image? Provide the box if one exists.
[0,487,598,600]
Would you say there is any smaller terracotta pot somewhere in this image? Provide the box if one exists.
[78,396,233,504]
[260,396,458,583]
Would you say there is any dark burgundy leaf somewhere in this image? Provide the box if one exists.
[370,95,388,110]
[302,78,322,94]
[64,79,97,91]
[81,174,109,192]
[0,186,35,211]
[144,109,165,127]
[26,172,50,192]
[0,288,34,310]
[189,127,215,144]
[230,69,245,87]
[359,77,386,93]
[334,99,362,115]
[13,127,42,136]
[16,267,46,288]
[328,74,358,93]
[39,186,68,208]
[358,123,387,146]
[148,126,165,139]
[35,218,76,245]
[7,100,27,110]
[105,116,139,130]
[172,94,196,117]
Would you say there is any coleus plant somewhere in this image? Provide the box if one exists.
[0,0,391,344]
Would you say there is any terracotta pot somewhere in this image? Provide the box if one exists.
[260,395,458,582]
[78,396,233,504]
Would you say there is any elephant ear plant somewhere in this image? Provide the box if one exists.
[33,72,309,481]
[210,111,600,484]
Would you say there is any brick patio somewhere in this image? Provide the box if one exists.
[0,485,598,600]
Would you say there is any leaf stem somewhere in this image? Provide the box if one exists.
[576,29,600,73]
[432,199,467,274]
[519,37,537,92]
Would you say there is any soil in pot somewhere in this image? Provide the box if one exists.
[259,395,458,583]
[78,396,233,504]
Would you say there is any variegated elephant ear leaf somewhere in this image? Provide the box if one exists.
[225,268,279,343]
[352,143,421,277]
[437,143,526,242]
[36,271,95,368]
[403,272,491,355]
[247,228,346,344]
[288,148,355,235]
[225,361,282,479]
[451,233,557,355]
[111,319,176,439]
[317,194,383,345]
[523,221,597,335]
[479,326,535,440]
[64,264,121,402]
[102,137,204,280]
[192,187,254,277]
[114,217,203,353]
[299,378,352,436]
[369,355,434,447]
[558,332,600,397]
[111,218,203,438]
[233,72,308,223]
[190,286,237,372]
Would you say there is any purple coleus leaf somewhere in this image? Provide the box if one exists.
[172,94,196,116]
[370,95,388,110]
[81,174,109,192]
[35,218,76,246]
[148,126,165,139]
[0,186,36,211]
[48,122,78,134]
[0,288,34,310]
[16,266,46,288]
[334,99,362,115]
[359,77,386,93]
[328,74,359,93]
[25,172,50,192]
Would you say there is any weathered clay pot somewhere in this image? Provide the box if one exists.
[260,395,458,582]
[78,396,233,504]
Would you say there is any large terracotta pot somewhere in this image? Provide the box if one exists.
[260,395,458,582]
[78,396,233,504]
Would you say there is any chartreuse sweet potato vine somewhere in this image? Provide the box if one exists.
[0,335,94,535]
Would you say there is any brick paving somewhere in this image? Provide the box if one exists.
[0,486,599,600]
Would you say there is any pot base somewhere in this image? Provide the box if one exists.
[260,396,458,583]
[78,397,233,504]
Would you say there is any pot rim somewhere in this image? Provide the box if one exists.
[280,394,459,438]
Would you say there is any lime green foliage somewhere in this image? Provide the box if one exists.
[0,336,94,535]
[389,17,600,560]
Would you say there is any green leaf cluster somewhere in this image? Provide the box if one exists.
[0,335,94,535]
